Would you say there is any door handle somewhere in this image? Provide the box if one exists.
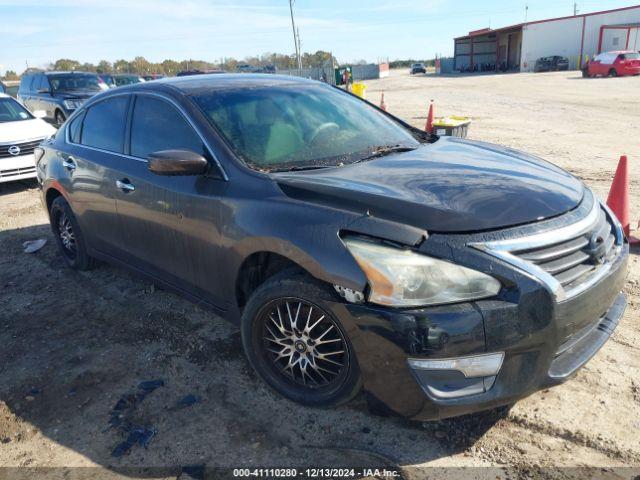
[116,179,135,192]
[62,156,76,171]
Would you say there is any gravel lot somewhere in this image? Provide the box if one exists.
[0,69,639,479]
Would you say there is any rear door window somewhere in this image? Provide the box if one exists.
[67,112,84,144]
[80,96,129,153]
[34,75,45,92]
[129,95,205,159]
[19,76,34,93]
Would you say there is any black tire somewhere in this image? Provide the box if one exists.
[609,68,618,77]
[49,196,95,270]
[241,272,362,407]
[55,110,66,126]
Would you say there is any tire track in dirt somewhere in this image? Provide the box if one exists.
[506,413,640,464]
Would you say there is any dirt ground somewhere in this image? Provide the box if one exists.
[0,69,639,479]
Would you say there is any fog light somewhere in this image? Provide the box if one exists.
[407,353,504,399]
[408,352,504,377]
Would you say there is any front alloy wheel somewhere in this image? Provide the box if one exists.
[261,298,348,388]
[241,274,362,407]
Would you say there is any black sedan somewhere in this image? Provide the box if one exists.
[410,63,427,74]
[35,74,628,421]
[534,56,570,72]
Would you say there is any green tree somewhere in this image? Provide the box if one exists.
[97,60,113,74]
[3,70,19,80]
[52,58,81,71]
[131,56,151,74]
[113,59,131,73]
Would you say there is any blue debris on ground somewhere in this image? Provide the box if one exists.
[170,394,201,411]
[108,379,164,458]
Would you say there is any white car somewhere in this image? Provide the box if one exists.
[0,93,56,183]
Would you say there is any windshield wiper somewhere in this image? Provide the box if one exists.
[270,164,331,173]
[355,144,417,163]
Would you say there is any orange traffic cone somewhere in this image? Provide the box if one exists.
[606,155,639,244]
[380,92,386,111]
[425,100,434,133]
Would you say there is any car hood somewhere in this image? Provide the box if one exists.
[274,137,584,233]
[0,118,56,144]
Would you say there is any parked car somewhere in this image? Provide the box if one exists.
[176,69,225,77]
[98,74,116,88]
[36,74,628,421]
[0,81,5,94]
[0,93,56,183]
[410,63,427,74]
[534,56,569,72]
[18,71,103,126]
[113,74,145,87]
[142,74,165,81]
[584,51,640,77]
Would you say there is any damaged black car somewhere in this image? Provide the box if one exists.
[36,74,628,420]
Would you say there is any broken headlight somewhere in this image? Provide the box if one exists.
[344,237,501,307]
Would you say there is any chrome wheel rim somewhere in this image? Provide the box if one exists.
[260,299,348,389]
[57,212,76,257]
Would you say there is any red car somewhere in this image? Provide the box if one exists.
[585,50,640,77]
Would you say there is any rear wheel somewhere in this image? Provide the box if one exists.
[49,196,95,270]
[241,273,362,407]
[609,68,618,77]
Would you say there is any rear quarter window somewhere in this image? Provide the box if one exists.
[80,96,129,153]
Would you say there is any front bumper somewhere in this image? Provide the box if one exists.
[0,153,37,183]
[327,242,628,421]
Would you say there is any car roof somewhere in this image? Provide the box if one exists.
[123,73,320,95]
[601,50,636,54]
[0,93,9,99]
[25,71,97,76]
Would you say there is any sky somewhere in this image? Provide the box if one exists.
[0,0,636,74]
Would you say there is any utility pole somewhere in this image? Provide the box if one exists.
[524,4,528,22]
[573,2,578,15]
[297,27,303,73]
[289,0,302,75]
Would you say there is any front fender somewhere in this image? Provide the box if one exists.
[226,196,368,294]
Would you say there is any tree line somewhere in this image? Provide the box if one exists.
[2,51,341,80]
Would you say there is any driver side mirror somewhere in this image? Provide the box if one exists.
[147,149,208,176]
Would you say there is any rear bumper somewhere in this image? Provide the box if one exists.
[328,243,628,421]
[620,66,640,75]
[0,153,37,183]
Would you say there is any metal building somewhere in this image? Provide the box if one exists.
[453,4,640,73]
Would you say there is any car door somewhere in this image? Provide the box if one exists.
[19,75,35,110]
[113,92,229,308]
[38,75,55,118]
[30,74,47,113]
[61,95,131,255]
[592,55,606,75]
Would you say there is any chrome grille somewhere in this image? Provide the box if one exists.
[0,138,44,159]
[511,207,617,292]
[470,194,624,302]
[0,166,36,178]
